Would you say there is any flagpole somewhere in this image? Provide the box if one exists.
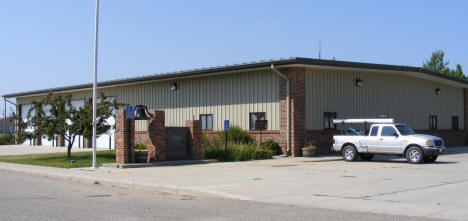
[91,0,100,169]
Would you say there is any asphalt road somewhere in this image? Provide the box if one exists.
[0,170,439,221]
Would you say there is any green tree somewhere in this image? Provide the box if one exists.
[15,93,119,159]
[423,50,465,79]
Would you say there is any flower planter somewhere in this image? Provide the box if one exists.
[302,148,316,157]
[135,151,148,163]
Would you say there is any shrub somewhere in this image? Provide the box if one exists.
[217,126,253,145]
[134,143,147,151]
[202,143,273,161]
[260,140,282,155]
[303,140,317,151]
[0,134,14,145]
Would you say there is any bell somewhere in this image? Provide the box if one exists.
[134,105,150,120]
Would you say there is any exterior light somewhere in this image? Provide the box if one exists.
[170,82,177,91]
[435,88,441,95]
[355,78,363,87]
[134,105,150,120]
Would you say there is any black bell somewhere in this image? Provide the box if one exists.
[134,105,150,120]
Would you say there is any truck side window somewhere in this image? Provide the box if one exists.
[369,126,378,136]
[381,126,397,136]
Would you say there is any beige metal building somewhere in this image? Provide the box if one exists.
[4,58,468,155]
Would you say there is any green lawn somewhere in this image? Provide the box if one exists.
[0,151,115,168]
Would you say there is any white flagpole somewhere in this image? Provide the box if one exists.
[91,0,100,169]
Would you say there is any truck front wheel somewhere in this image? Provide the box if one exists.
[342,145,358,162]
[406,146,424,164]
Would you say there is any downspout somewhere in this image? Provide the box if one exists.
[270,65,290,155]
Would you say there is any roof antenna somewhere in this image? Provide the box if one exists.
[318,40,321,60]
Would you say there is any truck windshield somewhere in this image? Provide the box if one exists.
[395,125,415,135]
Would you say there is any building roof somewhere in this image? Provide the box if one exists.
[3,57,468,98]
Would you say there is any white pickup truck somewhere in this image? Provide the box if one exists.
[331,119,445,164]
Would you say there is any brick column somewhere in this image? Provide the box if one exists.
[115,109,135,164]
[279,67,306,157]
[147,110,166,162]
[186,120,202,160]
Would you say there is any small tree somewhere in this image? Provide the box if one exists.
[423,50,465,79]
[15,93,119,159]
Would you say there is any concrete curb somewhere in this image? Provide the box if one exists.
[0,162,253,201]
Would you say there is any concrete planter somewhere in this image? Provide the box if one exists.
[135,151,148,163]
[302,148,316,157]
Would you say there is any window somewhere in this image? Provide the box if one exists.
[249,112,265,130]
[200,114,213,131]
[452,116,459,130]
[324,112,337,130]
[381,126,397,136]
[369,126,379,136]
[429,115,438,130]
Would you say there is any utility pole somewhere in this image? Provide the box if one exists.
[91,0,100,169]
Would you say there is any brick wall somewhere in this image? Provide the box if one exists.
[279,67,306,157]
[115,109,135,164]
[186,120,202,160]
[147,110,166,162]
[414,129,467,146]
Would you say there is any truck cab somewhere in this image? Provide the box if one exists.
[332,119,445,164]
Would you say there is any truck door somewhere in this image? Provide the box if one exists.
[364,125,380,153]
[379,126,404,153]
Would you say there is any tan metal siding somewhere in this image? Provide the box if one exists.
[18,70,280,131]
[305,68,465,130]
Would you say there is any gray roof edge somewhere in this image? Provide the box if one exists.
[3,57,468,98]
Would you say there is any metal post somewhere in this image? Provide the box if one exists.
[91,0,100,169]
[3,98,6,136]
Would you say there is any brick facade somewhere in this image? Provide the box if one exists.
[279,67,306,157]
[115,109,204,163]
[115,109,135,164]
[186,120,202,160]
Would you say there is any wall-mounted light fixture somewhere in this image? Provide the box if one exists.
[170,82,177,91]
[435,88,441,95]
[355,78,363,87]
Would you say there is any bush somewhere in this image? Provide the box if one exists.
[134,143,147,151]
[217,126,253,145]
[203,143,273,162]
[260,140,282,155]
[0,134,14,145]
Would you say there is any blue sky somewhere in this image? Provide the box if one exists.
[1,0,467,115]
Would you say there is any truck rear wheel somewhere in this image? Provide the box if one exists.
[342,145,358,162]
[359,154,374,161]
[406,146,423,164]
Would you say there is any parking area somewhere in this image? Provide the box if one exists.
[113,146,468,220]
[0,144,92,156]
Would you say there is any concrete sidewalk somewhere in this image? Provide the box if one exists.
[1,147,468,220]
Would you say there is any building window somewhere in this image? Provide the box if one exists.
[429,115,438,130]
[324,112,337,130]
[250,112,265,130]
[200,114,213,131]
[452,116,459,130]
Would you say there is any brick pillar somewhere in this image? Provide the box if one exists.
[115,109,135,164]
[57,135,65,147]
[186,120,202,160]
[279,67,306,157]
[147,110,166,162]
